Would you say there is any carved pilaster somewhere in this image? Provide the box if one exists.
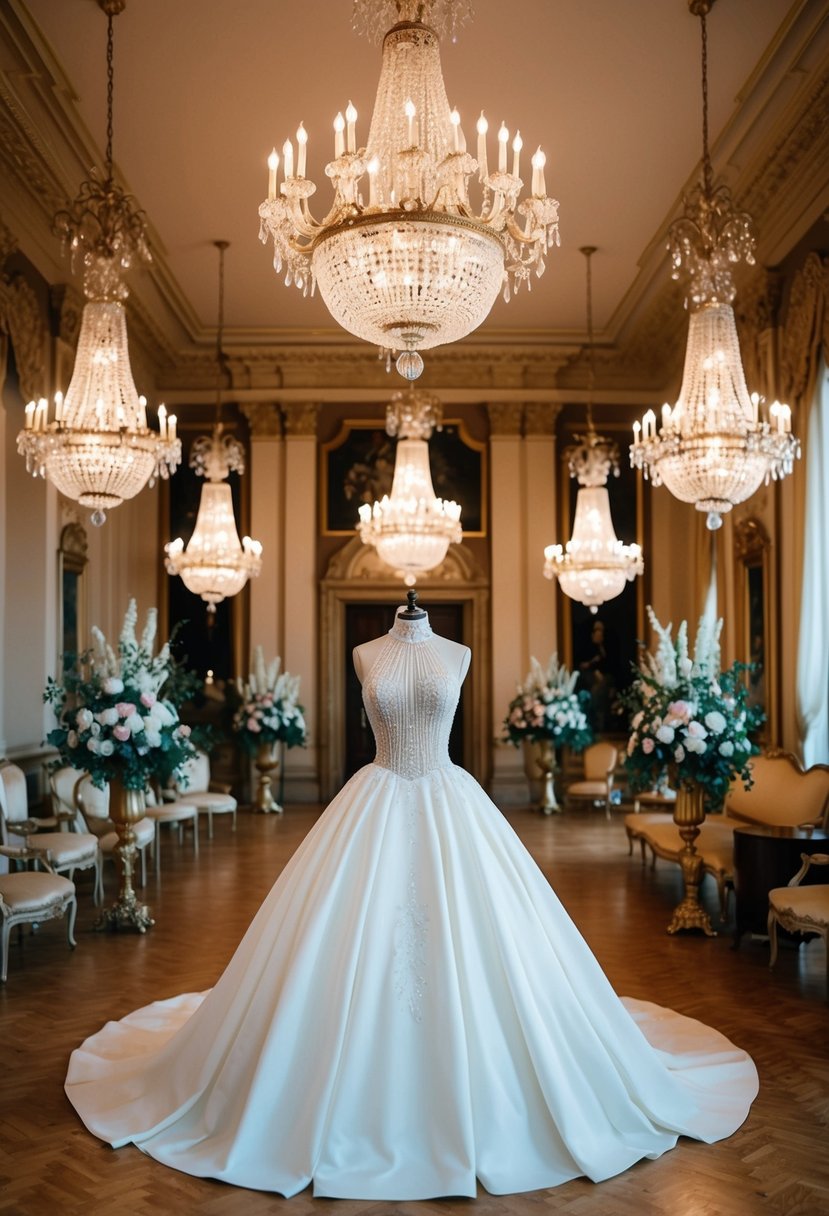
[50,283,84,350]
[0,214,17,268]
[523,402,562,436]
[240,402,282,437]
[0,272,47,400]
[486,402,523,436]
[781,252,829,413]
[283,401,319,436]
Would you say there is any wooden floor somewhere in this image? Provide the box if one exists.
[1,803,827,1216]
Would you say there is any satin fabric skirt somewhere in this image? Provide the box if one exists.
[66,763,758,1199]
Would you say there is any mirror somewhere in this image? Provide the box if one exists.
[734,517,775,743]
[58,521,88,671]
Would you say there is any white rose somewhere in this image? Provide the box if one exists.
[144,728,162,748]
[718,741,734,757]
[76,708,94,730]
[704,710,726,735]
[101,676,124,696]
[152,701,176,728]
[656,724,675,744]
[685,737,707,754]
[126,713,145,735]
[90,721,101,737]
[99,739,115,757]
[66,730,79,748]
[686,720,707,739]
[674,744,686,762]
[86,737,100,754]
[98,706,120,727]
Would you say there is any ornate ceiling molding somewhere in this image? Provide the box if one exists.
[0,266,47,401]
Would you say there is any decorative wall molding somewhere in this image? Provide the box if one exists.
[780,252,829,416]
[486,402,524,436]
[0,269,47,401]
[240,402,282,437]
[283,401,319,437]
[523,402,563,436]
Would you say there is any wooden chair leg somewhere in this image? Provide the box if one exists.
[193,814,199,858]
[0,919,9,983]
[66,896,77,949]
[768,909,779,968]
[154,822,162,879]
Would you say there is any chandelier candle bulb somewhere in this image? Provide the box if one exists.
[168,414,176,442]
[531,147,545,197]
[296,124,307,177]
[345,101,357,153]
[334,112,345,158]
[54,391,64,423]
[450,107,461,152]
[24,402,35,430]
[268,149,278,200]
[512,131,522,178]
[498,122,509,172]
[282,138,293,181]
[476,112,488,179]
[157,404,167,439]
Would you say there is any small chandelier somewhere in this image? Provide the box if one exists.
[16,0,180,526]
[630,0,799,531]
[258,0,560,381]
[164,242,263,612]
[544,246,643,613]
[358,388,462,584]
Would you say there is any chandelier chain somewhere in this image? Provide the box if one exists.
[105,11,115,180]
[583,245,596,432]
[214,240,229,423]
[700,9,712,200]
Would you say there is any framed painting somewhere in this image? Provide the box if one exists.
[321,417,487,537]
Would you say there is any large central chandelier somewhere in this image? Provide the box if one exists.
[630,0,798,531]
[17,0,180,526]
[258,0,559,380]
[358,388,462,584]
[544,246,643,613]
[164,242,263,612]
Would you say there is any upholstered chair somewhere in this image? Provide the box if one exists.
[166,750,237,839]
[142,784,199,878]
[565,742,619,820]
[768,852,829,985]
[0,762,102,905]
[0,842,76,982]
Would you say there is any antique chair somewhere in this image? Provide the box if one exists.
[565,742,619,819]
[0,762,102,905]
[768,852,829,984]
[53,767,153,888]
[143,784,199,878]
[165,749,237,839]
[0,842,77,982]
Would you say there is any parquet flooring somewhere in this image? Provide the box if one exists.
[1,804,827,1216]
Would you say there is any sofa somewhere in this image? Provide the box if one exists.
[624,750,829,919]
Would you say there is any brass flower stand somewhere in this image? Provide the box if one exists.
[95,778,154,933]
[667,781,716,936]
[254,742,283,814]
[535,740,561,815]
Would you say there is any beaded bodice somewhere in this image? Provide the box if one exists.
[362,615,460,780]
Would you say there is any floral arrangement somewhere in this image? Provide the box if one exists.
[502,654,594,751]
[623,607,763,809]
[233,648,307,752]
[44,600,196,790]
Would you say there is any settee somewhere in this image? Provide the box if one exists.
[624,751,829,919]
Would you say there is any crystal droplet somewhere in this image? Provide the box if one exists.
[90,509,106,527]
[706,511,723,531]
[396,350,424,381]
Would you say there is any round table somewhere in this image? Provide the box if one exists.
[732,824,828,946]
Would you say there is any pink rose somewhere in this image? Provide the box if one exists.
[247,717,261,732]
[140,691,156,709]
[116,702,136,718]
[642,737,655,754]
[177,724,191,737]
[113,724,131,742]
[667,700,691,723]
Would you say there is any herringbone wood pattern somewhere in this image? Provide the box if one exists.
[1,806,827,1216]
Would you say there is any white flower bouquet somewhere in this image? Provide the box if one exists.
[502,654,594,751]
[624,607,763,809]
[233,648,307,752]
[44,600,195,790]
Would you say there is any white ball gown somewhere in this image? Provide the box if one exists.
[65,612,758,1200]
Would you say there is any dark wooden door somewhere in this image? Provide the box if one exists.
[344,602,465,780]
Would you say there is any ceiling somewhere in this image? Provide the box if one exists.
[2,0,827,394]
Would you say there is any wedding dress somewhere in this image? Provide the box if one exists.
[65,611,757,1200]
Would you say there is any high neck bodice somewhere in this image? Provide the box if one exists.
[388,614,433,644]
[364,620,458,779]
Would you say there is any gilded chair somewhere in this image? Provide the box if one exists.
[166,750,237,839]
[54,767,153,888]
[0,762,102,904]
[565,742,619,820]
[0,842,77,982]
[768,853,829,984]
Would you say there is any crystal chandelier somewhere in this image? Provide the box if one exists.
[544,247,643,613]
[358,388,462,584]
[258,0,559,381]
[164,242,263,612]
[16,0,180,526]
[630,0,799,531]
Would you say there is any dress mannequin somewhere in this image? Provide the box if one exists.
[354,595,470,686]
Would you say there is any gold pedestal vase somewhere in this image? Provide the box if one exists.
[534,739,560,815]
[667,780,716,937]
[95,777,154,933]
[254,741,283,814]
